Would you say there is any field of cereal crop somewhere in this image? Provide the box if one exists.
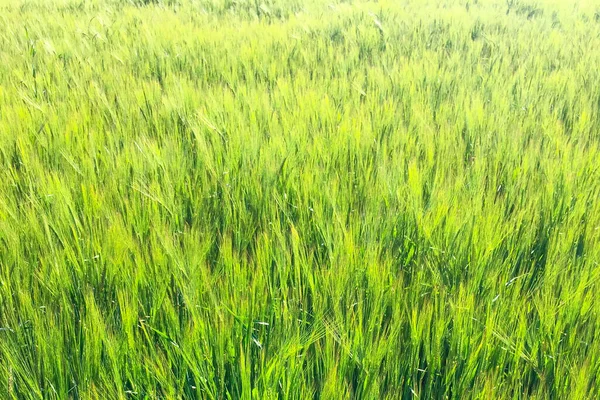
[1,0,599,398]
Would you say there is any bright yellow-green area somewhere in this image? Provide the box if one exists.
[1,0,599,398]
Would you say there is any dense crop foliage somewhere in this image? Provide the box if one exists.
[1,0,599,398]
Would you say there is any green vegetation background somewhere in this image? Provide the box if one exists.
[0,0,599,398]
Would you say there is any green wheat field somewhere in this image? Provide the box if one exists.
[1,0,599,398]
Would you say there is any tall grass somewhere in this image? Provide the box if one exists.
[0,0,599,398]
